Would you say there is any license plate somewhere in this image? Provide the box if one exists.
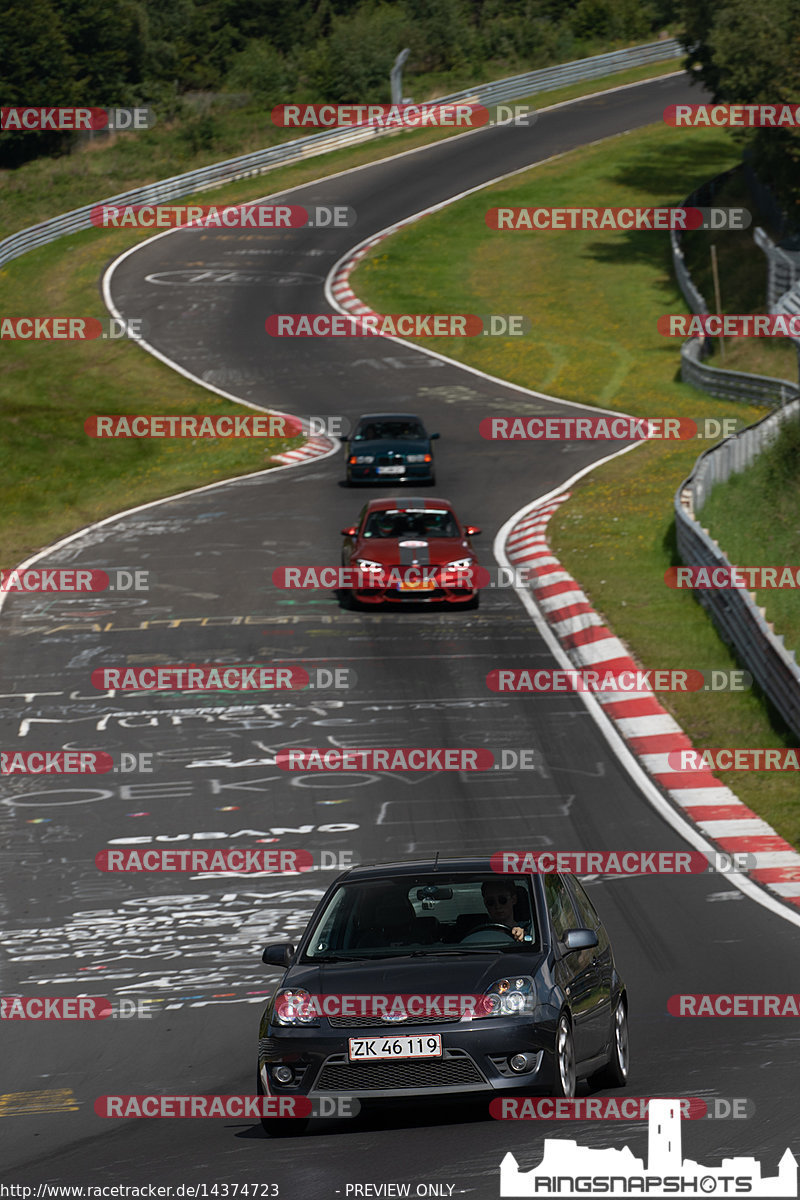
[348,1035,442,1060]
[399,578,436,592]
[377,465,405,475]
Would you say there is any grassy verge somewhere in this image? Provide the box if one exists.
[0,58,682,239]
[0,226,304,572]
[0,59,684,574]
[700,416,800,653]
[349,122,799,849]
[682,168,799,381]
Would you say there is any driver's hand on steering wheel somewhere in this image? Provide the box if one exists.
[511,926,524,942]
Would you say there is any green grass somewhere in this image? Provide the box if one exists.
[0,58,684,575]
[0,58,682,239]
[349,122,800,850]
[0,228,303,571]
[700,415,800,653]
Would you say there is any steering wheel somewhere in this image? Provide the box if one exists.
[459,922,518,943]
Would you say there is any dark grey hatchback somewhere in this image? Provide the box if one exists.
[256,858,629,1134]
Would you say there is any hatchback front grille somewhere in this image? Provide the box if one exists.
[314,1049,485,1091]
[327,1014,454,1028]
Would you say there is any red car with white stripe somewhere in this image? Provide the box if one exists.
[340,497,482,607]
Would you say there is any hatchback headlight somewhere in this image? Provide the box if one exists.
[273,988,319,1026]
[445,558,474,572]
[481,976,536,1017]
[355,559,384,573]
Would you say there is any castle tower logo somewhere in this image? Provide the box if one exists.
[500,1099,797,1196]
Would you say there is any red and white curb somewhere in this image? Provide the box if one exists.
[329,219,418,319]
[505,492,800,910]
[271,434,336,465]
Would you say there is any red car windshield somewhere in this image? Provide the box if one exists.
[362,509,460,539]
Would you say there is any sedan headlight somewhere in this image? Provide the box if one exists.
[349,455,375,464]
[273,988,319,1026]
[481,976,536,1017]
[405,454,431,463]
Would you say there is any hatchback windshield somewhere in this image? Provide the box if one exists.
[362,509,460,539]
[303,876,539,959]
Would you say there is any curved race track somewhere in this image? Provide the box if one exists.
[1,75,799,1197]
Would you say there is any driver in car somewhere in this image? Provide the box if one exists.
[481,880,527,942]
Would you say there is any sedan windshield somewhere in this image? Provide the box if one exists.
[303,876,539,960]
[362,509,460,539]
[353,420,426,441]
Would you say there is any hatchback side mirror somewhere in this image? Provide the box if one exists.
[563,929,598,952]
[262,943,295,967]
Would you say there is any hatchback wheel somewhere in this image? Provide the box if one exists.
[588,996,629,1090]
[553,1013,576,1097]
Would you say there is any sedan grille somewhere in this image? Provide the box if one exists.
[314,1050,485,1091]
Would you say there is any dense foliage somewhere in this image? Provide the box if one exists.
[1,0,672,166]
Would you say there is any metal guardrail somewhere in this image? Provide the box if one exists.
[675,401,800,740]
[0,38,682,269]
[670,171,800,406]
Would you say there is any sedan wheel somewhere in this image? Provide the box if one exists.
[553,1013,576,1097]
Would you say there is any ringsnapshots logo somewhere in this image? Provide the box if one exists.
[1,107,155,131]
[265,314,528,338]
[498,1098,797,1197]
[486,207,750,231]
